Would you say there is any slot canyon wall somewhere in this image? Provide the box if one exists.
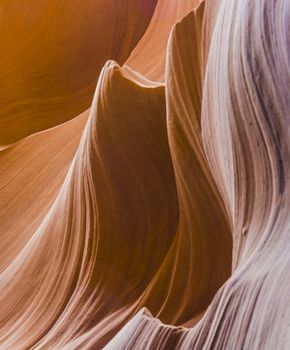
[0,0,289,349]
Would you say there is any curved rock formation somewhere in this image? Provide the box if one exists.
[0,111,88,271]
[0,0,157,147]
[126,0,200,81]
[0,61,179,349]
[1,0,290,349]
[106,0,290,349]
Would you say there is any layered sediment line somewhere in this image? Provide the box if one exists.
[0,61,179,349]
[125,2,232,328]
[1,0,290,349]
[106,0,290,348]
[0,111,88,272]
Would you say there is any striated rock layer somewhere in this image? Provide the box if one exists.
[107,0,290,349]
[1,0,290,349]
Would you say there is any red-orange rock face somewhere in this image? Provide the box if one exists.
[1,0,289,349]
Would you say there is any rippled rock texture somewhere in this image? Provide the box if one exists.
[1,0,289,349]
